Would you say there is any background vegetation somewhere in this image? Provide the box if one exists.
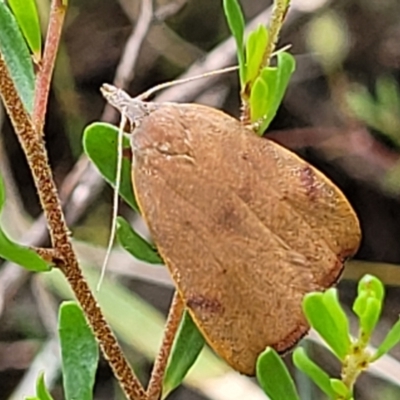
[2,0,400,399]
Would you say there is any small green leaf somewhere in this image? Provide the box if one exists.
[8,0,42,61]
[330,378,352,399]
[357,275,385,303]
[162,311,205,398]
[0,174,50,271]
[322,289,351,350]
[116,216,163,264]
[59,301,99,400]
[35,372,54,400]
[261,66,278,109]
[359,297,381,337]
[372,319,400,361]
[352,290,368,319]
[257,348,300,400]
[250,75,269,125]
[83,122,138,211]
[354,275,384,337]
[223,0,245,84]
[303,292,348,360]
[0,2,35,113]
[245,24,268,85]
[293,348,335,398]
[0,229,51,271]
[24,372,54,400]
[260,51,296,132]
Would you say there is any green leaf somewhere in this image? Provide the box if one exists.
[162,311,205,398]
[250,75,269,125]
[321,289,351,350]
[0,229,51,271]
[116,216,163,264]
[354,275,384,337]
[357,274,385,303]
[24,372,54,400]
[0,175,50,271]
[260,51,296,132]
[352,290,368,320]
[36,372,54,400]
[359,297,381,337]
[245,24,268,85]
[223,0,245,85]
[261,66,278,112]
[0,1,35,113]
[256,348,300,400]
[59,301,99,400]
[372,318,400,361]
[330,378,352,399]
[293,348,335,398]
[303,292,349,360]
[8,0,42,61]
[83,122,138,211]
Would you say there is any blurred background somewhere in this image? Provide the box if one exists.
[1,0,400,399]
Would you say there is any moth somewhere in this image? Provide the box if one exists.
[102,84,361,375]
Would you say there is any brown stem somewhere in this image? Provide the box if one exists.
[0,54,146,400]
[147,292,184,400]
[33,0,66,134]
[262,0,289,68]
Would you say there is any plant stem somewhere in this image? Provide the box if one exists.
[33,0,66,134]
[340,340,370,399]
[0,53,147,400]
[262,0,290,68]
[147,292,184,400]
[241,0,290,125]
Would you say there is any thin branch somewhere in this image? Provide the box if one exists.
[0,53,146,400]
[262,0,290,68]
[33,0,67,134]
[103,0,153,123]
[114,0,153,89]
[147,292,184,400]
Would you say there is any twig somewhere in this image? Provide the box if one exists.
[102,0,153,124]
[154,0,187,21]
[262,0,290,68]
[33,0,67,134]
[0,53,146,400]
[147,292,184,400]
[114,0,153,89]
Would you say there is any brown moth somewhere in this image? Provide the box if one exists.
[101,84,361,376]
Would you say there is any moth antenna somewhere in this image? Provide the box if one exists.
[137,65,239,101]
[96,112,126,291]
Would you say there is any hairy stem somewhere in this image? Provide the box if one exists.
[0,53,146,400]
[147,292,184,400]
[262,0,290,67]
[33,0,66,134]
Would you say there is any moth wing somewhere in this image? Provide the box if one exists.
[131,103,360,375]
